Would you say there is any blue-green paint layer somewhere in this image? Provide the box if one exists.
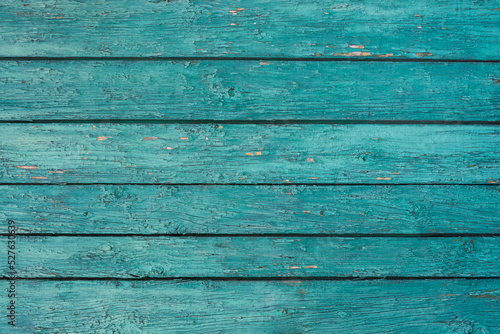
[3,236,500,278]
[1,0,499,59]
[0,0,499,332]
[1,185,499,234]
[1,124,498,184]
[1,61,499,121]
[1,279,499,333]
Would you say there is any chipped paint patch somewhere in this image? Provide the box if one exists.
[416,52,433,57]
[15,165,38,170]
[49,170,67,174]
[229,8,245,14]
[334,52,371,57]
[469,294,500,300]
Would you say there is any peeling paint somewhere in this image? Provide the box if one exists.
[15,165,38,170]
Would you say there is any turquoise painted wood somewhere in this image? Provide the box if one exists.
[1,0,499,331]
[2,185,499,234]
[1,61,500,121]
[2,279,499,333]
[1,124,498,184]
[4,236,500,278]
[1,1,499,59]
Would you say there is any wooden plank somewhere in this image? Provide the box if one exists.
[2,185,499,234]
[2,61,500,121]
[4,236,500,278]
[3,279,500,332]
[1,1,499,59]
[0,124,498,184]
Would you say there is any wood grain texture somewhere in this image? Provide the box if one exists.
[1,0,499,59]
[4,236,500,278]
[1,0,499,331]
[0,124,498,184]
[2,279,500,333]
[2,185,499,234]
[2,61,500,121]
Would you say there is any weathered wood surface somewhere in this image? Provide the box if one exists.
[1,0,499,59]
[1,0,498,331]
[2,185,499,234]
[2,279,499,333]
[4,236,500,278]
[1,124,498,184]
[2,61,500,121]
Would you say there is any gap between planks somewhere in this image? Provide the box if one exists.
[2,276,500,281]
[1,183,498,186]
[3,233,500,238]
[1,57,500,63]
[1,120,500,125]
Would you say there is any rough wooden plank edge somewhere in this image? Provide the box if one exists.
[1,61,499,121]
[2,279,499,332]
[1,0,500,59]
[3,236,500,278]
[1,124,498,184]
[2,185,499,234]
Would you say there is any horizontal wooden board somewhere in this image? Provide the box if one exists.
[1,1,499,59]
[0,124,498,184]
[2,279,499,333]
[2,185,499,234]
[2,61,500,121]
[4,236,500,278]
